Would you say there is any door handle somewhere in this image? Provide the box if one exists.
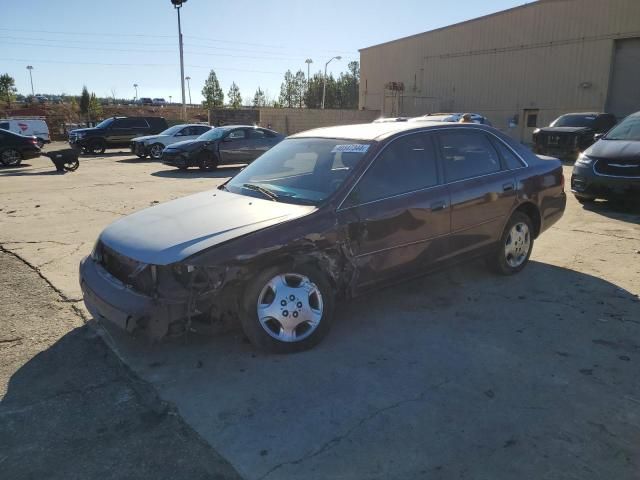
[430,201,447,211]
[502,183,515,192]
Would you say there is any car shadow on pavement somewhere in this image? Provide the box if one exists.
[151,166,243,179]
[86,259,640,480]
[0,169,65,177]
[580,200,640,224]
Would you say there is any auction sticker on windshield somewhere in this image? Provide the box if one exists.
[331,144,370,153]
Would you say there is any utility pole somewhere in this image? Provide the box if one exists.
[26,65,34,96]
[133,83,138,101]
[322,56,341,109]
[171,0,188,120]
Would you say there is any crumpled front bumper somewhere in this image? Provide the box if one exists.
[79,256,188,338]
[130,141,149,156]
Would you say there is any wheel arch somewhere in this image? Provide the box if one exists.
[513,201,541,238]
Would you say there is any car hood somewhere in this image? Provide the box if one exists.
[538,126,593,134]
[99,189,315,265]
[132,134,168,143]
[165,139,206,151]
[586,139,640,162]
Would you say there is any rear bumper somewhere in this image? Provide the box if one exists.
[79,256,188,338]
[571,164,640,200]
[539,192,566,234]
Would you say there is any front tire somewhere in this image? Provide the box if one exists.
[240,265,335,353]
[149,143,164,160]
[487,212,534,275]
[84,139,106,155]
[575,195,595,204]
[0,149,22,167]
[198,151,219,171]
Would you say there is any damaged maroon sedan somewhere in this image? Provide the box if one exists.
[80,122,566,353]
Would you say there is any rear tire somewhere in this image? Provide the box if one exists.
[487,212,534,276]
[0,149,22,167]
[240,265,335,353]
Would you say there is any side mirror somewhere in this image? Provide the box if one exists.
[594,133,604,141]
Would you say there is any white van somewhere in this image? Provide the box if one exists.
[0,118,50,146]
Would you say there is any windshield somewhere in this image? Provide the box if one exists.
[94,118,114,129]
[225,138,372,205]
[159,125,184,136]
[198,128,226,141]
[550,114,596,128]
[604,115,640,141]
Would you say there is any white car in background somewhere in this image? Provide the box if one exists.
[152,98,167,106]
[0,118,50,146]
[130,123,213,159]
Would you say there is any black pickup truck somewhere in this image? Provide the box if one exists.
[532,112,617,161]
[68,116,168,154]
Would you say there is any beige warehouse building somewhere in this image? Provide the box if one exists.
[359,0,640,141]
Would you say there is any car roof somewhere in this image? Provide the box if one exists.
[290,121,478,141]
[215,125,265,130]
[558,112,605,116]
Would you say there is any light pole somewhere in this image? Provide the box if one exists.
[169,95,172,104]
[321,56,341,109]
[171,0,188,120]
[133,83,138,101]
[305,59,313,104]
[185,76,192,106]
[26,65,34,96]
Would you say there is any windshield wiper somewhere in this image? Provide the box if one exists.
[242,183,279,201]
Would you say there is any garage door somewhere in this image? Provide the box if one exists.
[606,37,640,119]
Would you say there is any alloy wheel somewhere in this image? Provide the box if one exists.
[256,273,324,343]
[504,222,530,268]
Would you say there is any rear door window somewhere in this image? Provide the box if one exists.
[346,133,439,205]
[489,136,526,169]
[437,131,502,182]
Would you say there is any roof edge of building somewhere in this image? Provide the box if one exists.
[358,0,570,52]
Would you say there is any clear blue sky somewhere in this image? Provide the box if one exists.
[1,0,527,104]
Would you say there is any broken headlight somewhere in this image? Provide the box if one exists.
[171,264,223,291]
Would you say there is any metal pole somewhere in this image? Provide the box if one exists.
[322,61,328,109]
[186,77,192,106]
[27,66,34,96]
[177,6,187,120]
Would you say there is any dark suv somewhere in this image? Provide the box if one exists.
[532,112,617,161]
[69,116,169,154]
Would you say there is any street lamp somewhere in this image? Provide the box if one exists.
[304,59,313,101]
[169,95,172,104]
[321,56,341,109]
[185,76,192,106]
[26,65,34,96]
[133,83,138,101]
[171,0,188,120]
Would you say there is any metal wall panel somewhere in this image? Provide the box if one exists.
[359,0,640,139]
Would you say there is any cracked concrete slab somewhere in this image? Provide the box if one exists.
[1,145,639,479]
